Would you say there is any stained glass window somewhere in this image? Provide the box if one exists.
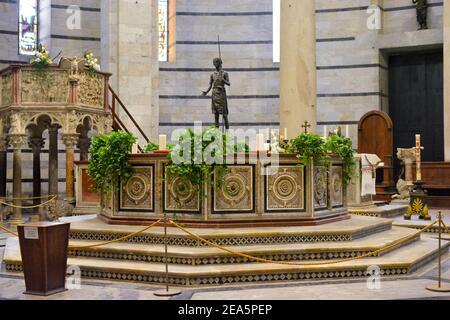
[19,0,38,56]
[158,0,168,62]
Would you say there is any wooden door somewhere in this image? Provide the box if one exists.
[389,51,444,178]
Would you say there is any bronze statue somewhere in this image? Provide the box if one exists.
[202,57,230,130]
[413,0,428,30]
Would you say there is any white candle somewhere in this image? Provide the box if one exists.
[256,134,265,151]
[159,134,167,151]
[284,128,288,140]
[132,143,138,154]
[345,125,350,138]
[323,125,328,138]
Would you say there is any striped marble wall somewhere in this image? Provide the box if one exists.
[158,0,280,139]
[315,0,443,145]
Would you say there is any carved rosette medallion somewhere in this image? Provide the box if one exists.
[165,172,200,213]
[21,70,69,104]
[266,166,304,211]
[1,73,12,107]
[120,166,153,211]
[213,166,253,213]
[78,72,104,108]
[331,166,344,208]
[314,166,328,210]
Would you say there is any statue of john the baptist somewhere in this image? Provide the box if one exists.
[202,57,231,130]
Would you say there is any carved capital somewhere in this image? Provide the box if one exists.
[28,137,45,152]
[0,137,9,151]
[397,148,416,164]
[62,134,79,149]
[9,135,27,150]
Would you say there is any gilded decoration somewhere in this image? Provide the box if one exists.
[165,169,200,213]
[120,166,154,211]
[314,166,328,210]
[213,166,253,213]
[331,166,344,208]
[266,165,304,211]
[1,73,12,107]
[78,72,104,108]
[21,70,70,104]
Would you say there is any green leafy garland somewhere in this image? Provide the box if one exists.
[87,131,137,195]
[286,132,356,186]
[287,133,328,166]
[324,134,356,187]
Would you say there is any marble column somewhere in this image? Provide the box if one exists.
[77,136,91,161]
[279,0,317,139]
[9,135,27,225]
[63,134,79,204]
[0,137,8,202]
[29,137,45,215]
[444,1,450,161]
[48,125,59,197]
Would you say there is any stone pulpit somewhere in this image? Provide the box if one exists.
[0,60,112,223]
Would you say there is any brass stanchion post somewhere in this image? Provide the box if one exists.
[426,211,450,292]
[154,213,181,297]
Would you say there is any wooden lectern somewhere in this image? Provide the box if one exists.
[18,222,70,296]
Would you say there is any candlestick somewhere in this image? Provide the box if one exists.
[416,134,422,181]
[159,135,167,151]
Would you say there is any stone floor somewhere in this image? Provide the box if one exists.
[0,211,449,300]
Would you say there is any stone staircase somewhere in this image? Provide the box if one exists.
[3,215,449,287]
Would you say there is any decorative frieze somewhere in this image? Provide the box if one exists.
[21,70,70,104]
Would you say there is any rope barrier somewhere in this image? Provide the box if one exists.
[2,195,57,201]
[0,195,58,209]
[169,219,439,267]
[68,219,163,249]
[0,224,18,237]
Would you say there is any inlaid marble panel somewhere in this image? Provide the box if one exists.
[331,165,344,208]
[265,165,305,212]
[164,166,201,213]
[213,165,254,213]
[314,166,328,211]
[120,165,154,212]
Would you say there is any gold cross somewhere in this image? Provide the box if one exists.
[301,121,311,134]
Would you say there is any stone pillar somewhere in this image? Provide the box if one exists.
[63,134,79,204]
[9,135,27,225]
[48,125,59,197]
[444,1,450,161]
[29,137,45,215]
[0,137,8,202]
[101,0,160,143]
[279,0,317,139]
[77,136,91,161]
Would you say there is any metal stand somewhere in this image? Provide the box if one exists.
[426,212,450,292]
[154,213,182,297]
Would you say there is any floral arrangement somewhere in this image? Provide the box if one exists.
[84,50,100,73]
[31,44,53,69]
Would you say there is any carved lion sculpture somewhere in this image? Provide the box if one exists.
[392,179,413,200]
[44,199,74,222]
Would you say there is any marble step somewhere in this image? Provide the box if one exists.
[66,227,420,265]
[4,238,447,287]
[69,215,393,246]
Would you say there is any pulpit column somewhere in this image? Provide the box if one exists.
[48,125,59,197]
[77,136,91,161]
[29,137,45,215]
[279,0,317,138]
[9,135,27,225]
[0,137,8,203]
[63,134,79,204]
